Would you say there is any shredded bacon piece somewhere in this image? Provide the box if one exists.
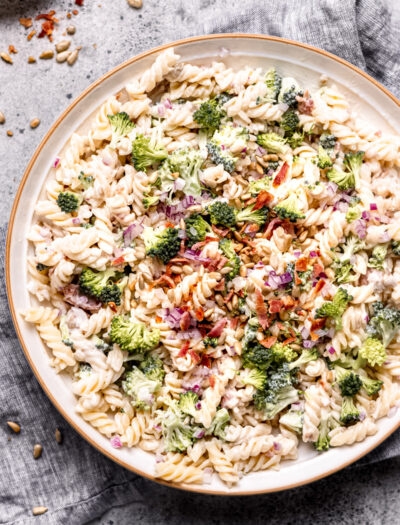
[195,308,204,321]
[75,0,84,5]
[255,289,269,330]
[263,218,283,239]
[19,17,33,28]
[297,91,314,115]
[313,262,325,278]
[178,341,190,357]
[269,299,283,314]
[155,316,162,323]
[294,270,302,286]
[201,355,211,368]
[282,337,296,345]
[313,279,326,295]
[281,295,296,309]
[230,317,239,330]
[164,221,175,228]
[260,336,277,349]
[27,30,36,40]
[254,190,274,210]
[209,374,216,388]
[207,318,227,338]
[8,45,17,54]
[295,257,309,272]
[224,290,234,304]
[214,278,225,292]
[273,162,289,187]
[189,349,201,364]
[111,256,125,266]
[211,225,230,237]
[180,311,191,331]
[310,317,326,341]
[190,237,219,250]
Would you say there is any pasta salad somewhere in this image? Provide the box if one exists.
[24,47,400,486]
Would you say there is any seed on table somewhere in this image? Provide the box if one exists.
[30,118,40,129]
[28,56,36,63]
[127,0,143,7]
[7,421,20,432]
[39,50,54,59]
[67,49,79,65]
[1,52,13,64]
[0,111,5,124]
[6,130,13,137]
[33,444,42,459]
[55,428,63,444]
[56,51,71,63]
[32,507,48,516]
[55,40,71,53]
[66,25,76,35]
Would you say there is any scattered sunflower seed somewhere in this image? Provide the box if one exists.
[28,56,36,63]
[67,49,79,65]
[66,25,76,35]
[32,507,48,516]
[55,428,63,444]
[56,40,71,53]
[127,0,143,7]
[6,130,13,137]
[7,421,20,432]
[1,52,13,64]
[56,51,71,63]
[30,118,40,129]
[0,111,5,124]
[33,444,43,459]
[39,50,54,60]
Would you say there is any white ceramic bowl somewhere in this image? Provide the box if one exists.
[7,34,400,494]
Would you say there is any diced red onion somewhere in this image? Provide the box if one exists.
[72,217,81,225]
[359,411,366,421]
[273,441,282,452]
[354,219,366,239]
[314,329,327,337]
[256,146,266,155]
[53,157,60,168]
[176,329,202,340]
[63,284,102,312]
[182,249,212,264]
[294,250,301,258]
[164,99,173,110]
[303,340,317,348]
[174,178,186,191]
[326,328,335,338]
[123,222,144,247]
[370,203,378,211]
[193,429,205,439]
[362,210,370,220]
[339,192,352,203]
[309,251,317,258]
[301,326,310,339]
[159,195,198,220]
[157,105,166,117]
[326,182,338,195]
[110,435,122,449]
[195,401,202,410]
[328,346,335,355]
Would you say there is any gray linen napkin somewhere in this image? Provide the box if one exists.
[2,0,400,523]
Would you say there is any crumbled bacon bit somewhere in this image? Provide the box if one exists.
[108,302,117,313]
[313,279,326,295]
[72,9,79,15]
[155,316,162,323]
[195,308,204,321]
[230,317,239,330]
[207,318,227,338]
[36,11,59,42]
[111,256,125,266]
[201,355,211,368]
[269,299,283,314]
[178,341,190,357]
[310,318,326,341]
[67,13,72,19]
[273,162,289,187]
[296,91,314,115]
[224,290,234,304]
[294,270,302,286]
[263,218,284,240]
[27,30,36,41]
[189,349,201,364]
[254,190,274,210]
[295,257,308,272]
[209,374,216,388]
[313,262,324,278]
[260,336,277,348]
[211,225,230,237]
[180,311,191,331]
[281,295,296,309]
[75,0,84,5]
[282,337,296,345]
[255,288,269,330]
[214,278,225,292]
[8,45,18,54]
[19,17,33,28]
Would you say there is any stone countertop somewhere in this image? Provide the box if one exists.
[1,1,399,523]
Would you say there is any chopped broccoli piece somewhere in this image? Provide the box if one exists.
[206,140,236,173]
[208,201,236,228]
[185,213,212,248]
[317,145,333,169]
[336,235,365,263]
[334,365,362,397]
[143,225,181,264]
[366,301,400,348]
[346,204,362,223]
[235,205,268,226]
[274,193,305,222]
[368,243,388,270]
[158,401,198,452]
[315,288,352,330]
[131,134,167,171]
[122,367,161,410]
[160,148,205,197]
[281,109,300,135]
[242,319,259,352]
[359,374,383,396]
[110,316,160,353]
[340,396,360,425]
[278,77,302,108]
[343,151,364,185]
[79,267,127,305]
[108,112,135,149]
[78,172,94,190]
[213,124,249,152]
[205,408,230,439]
[287,348,319,370]
[193,96,228,134]
[77,363,92,379]
[391,240,400,256]
[326,166,355,190]
[268,161,280,172]
[36,263,49,272]
[218,238,241,280]
[139,354,165,383]
[240,368,267,390]
[280,409,303,434]
[178,391,199,418]
[59,315,73,348]
[319,134,336,150]
[359,338,387,367]
[333,262,357,285]
[314,416,331,451]
[287,131,304,148]
[264,67,282,103]
[242,343,275,370]
[253,367,299,419]
[256,132,287,154]
[249,176,272,195]
[57,192,82,213]
[270,342,298,364]
[203,336,219,348]
[142,194,160,209]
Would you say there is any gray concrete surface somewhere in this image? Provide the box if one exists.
[1,1,400,523]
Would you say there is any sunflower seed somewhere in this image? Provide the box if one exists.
[0,111,5,124]
[39,50,54,60]
[55,428,63,444]
[30,118,40,129]
[33,444,42,459]
[67,49,79,65]
[66,25,76,35]
[55,40,71,53]
[1,52,13,64]
[127,0,143,7]
[28,56,36,63]
[32,507,48,516]
[7,421,20,433]
[6,130,13,137]
[56,51,71,63]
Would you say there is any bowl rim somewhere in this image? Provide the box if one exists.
[6,33,400,495]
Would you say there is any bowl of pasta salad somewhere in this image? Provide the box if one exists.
[7,34,400,494]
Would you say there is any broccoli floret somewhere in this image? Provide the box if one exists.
[333,262,357,285]
[122,367,161,410]
[218,238,241,280]
[315,288,352,330]
[213,124,249,153]
[242,319,259,352]
[278,77,302,108]
[206,140,236,173]
[235,205,268,226]
[359,375,383,396]
[391,240,400,256]
[368,244,388,270]
[268,161,280,172]
[78,172,94,190]
[131,134,167,171]
[242,343,274,370]
[254,371,299,419]
[143,225,180,264]
[264,67,282,103]
[343,151,364,186]
[185,213,212,248]
[208,201,237,228]
[203,336,219,348]
[79,267,127,305]
[205,408,230,439]
[366,301,400,348]
[57,192,82,213]
[240,368,267,390]
[59,315,73,348]
[158,401,197,452]
[314,417,331,451]
[160,148,205,197]
[77,363,92,379]
[142,194,160,209]
[334,366,362,396]
[287,131,304,148]
[359,338,387,367]
[274,193,305,223]
[36,263,49,272]
[346,204,362,223]
[337,235,365,263]
[193,96,227,134]
[287,348,319,370]
[270,342,298,364]
[249,176,272,195]
[326,167,355,190]
[320,134,336,150]
[178,391,199,418]
[108,112,135,149]
[139,354,165,383]
[317,145,333,169]
[281,109,300,135]
[340,396,360,425]
[256,132,287,154]
[110,316,160,353]
[279,409,303,434]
